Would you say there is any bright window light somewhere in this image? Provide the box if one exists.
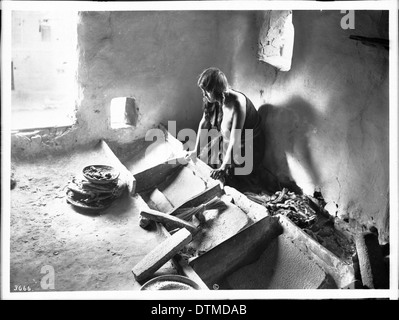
[258,10,295,72]
[11,11,78,130]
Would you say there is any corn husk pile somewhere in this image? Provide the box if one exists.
[245,188,356,262]
[66,166,125,210]
[245,188,318,228]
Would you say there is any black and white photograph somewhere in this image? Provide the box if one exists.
[1,0,398,302]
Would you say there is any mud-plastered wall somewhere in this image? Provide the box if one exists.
[10,10,389,242]
[222,10,389,242]
[11,11,231,159]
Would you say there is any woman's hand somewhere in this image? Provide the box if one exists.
[210,166,227,180]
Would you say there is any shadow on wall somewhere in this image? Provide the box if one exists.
[258,95,321,195]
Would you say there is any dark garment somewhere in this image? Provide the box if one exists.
[225,92,265,193]
[199,91,266,193]
[236,91,265,170]
[242,93,261,131]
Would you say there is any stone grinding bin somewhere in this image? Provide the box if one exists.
[124,126,356,290]
[188,213,355,290]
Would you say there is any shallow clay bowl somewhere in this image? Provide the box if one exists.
[140,275,201,290]
[82,165,120,184]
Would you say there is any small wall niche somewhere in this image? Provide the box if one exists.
[110,97,138,128]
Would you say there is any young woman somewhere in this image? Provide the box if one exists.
[186,67,265,192]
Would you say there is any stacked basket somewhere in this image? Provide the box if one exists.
[66,165,125,210]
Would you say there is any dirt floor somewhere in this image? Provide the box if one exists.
[8,142,177,294]
[6,138,360,294]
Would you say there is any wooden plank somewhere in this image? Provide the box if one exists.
[132,228,192,283]
[152,216,210,290]
[141,208,198,234]
[189,216,283,288]
[133,157,187,194]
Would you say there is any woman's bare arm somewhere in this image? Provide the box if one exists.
[221,104,245,168]
[211,101,245,179]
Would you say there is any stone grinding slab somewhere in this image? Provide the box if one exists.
[146,188,174,212]
[186,199,251,254]
[158,166,207,208]
[222,234,335,289]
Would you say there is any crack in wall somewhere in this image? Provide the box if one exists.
[335,176,342,218]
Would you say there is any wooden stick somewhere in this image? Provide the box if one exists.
[141,208,198,234]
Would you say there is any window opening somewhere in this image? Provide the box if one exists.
[258,10,295,72]
[11,11,78,130]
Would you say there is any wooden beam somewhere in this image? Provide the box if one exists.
[189,216,283,287]
[132,228,192,283]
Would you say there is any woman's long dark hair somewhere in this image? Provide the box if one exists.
[197,67,229,131]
